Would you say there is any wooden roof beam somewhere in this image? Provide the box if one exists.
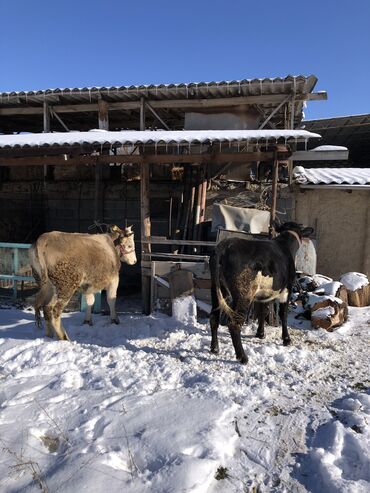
[0,92,327,116]
[0,150,292,167]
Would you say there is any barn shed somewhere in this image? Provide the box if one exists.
[0,74,328,311]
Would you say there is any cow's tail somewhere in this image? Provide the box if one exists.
[29,242,53,328]
[214,244,245,326]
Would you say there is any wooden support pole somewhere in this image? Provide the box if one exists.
[43,101,50,181]
[140,97,146,131]
[139,98,152,313]
[269,154,279,237]
[140,159,152,314]
[95,99,109,221]
[98,98,109,129]
[362,199,370,277]
[197,169,208,240]
[193,169,202,238]
[43,101,50,133]
[258,95,291,130]
[145,101,170,130]
[51,107,70,131]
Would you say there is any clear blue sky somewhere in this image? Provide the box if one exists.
[1,0,369,120]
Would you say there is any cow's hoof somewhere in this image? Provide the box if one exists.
[83,320,93,326]
[283,338,291,346]
[256,331,265,339]
[237,355,248,365]
[111,318,120,325]
[210,346,219,354]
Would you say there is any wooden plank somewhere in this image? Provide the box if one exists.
[269,155,279,236]
[153,275,170,288]
[151,260,210,278]
[98,99,109,129]
[259,95,291,129]
[140,97,146,131]
[43,101,50,133]
[145,252,209,261]
[0,151,289,166]
[291,150,349,161]
[43,101,50,181]
[140,97,152,314]
[141,237,216,247]
[51,108,70,131]
[0,92,327,116]
[145,101,170,130]
[95,99,109,221]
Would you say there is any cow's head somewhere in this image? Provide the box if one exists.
[274,221,314,244]
[111,225,137,265]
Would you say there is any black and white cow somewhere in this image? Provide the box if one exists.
[209,222,314,364]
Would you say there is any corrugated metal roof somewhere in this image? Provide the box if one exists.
[0,129,320,150]
[303,114,370,166]
[0,75,317,102]
[0,75,320,135]
[293,166,370,185]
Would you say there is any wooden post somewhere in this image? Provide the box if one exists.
[140,97,146,131]
[95,99,109,221]
[193,168,202,240]
[197,168,208,240]
[182,166,196,251]
[141,159,151,314]
[362,199,370,277]
[288,96,295,186]
[43,101,50,181]
[139,98,151,313]
[269,153,279,237]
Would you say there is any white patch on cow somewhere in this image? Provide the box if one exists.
[253,271,287,303]
[279,288,289,303]
[123,251,137,265]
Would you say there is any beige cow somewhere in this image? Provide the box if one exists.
[29,225,137,340]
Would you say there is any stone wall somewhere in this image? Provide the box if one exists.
[294,187,370,279]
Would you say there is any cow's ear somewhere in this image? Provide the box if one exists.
[109,224,121,239]
[301,227,314,238]
[271,219,282,233]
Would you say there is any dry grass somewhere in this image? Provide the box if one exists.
[2,444,49,492]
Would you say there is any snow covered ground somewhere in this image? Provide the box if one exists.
[0,299,369,493]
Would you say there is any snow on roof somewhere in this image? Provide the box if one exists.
[0,75,317,99]
[311,145,348,151]
[293,167,370,186]
[0,129,321,150]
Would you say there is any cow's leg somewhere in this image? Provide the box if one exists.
[51,294,73,341]
[83,293,95,326]
[43,304,54,338]
[228,300,248,364]
[229,323,248,364]
[106,276,120,324]
[256,302,268,339]
[279,301,291,346]
[210,282,220,354]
